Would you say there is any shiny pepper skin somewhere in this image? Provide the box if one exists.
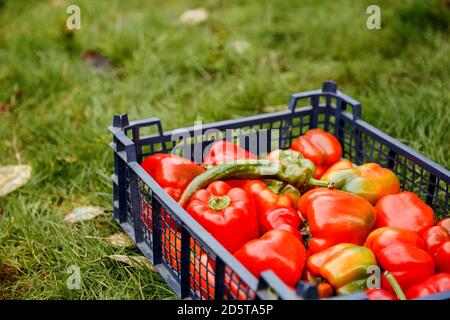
[321,163,400,205]
[405,273,450,299]
[374,192,435,235]
[290,129,342,179]
[298,188,376,254]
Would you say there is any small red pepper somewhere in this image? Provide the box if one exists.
[377,244,435,293]
[364,226,425,254]
[233,229,307,287]
[365,288,397,300]
[291,128,342,179]
[298,188,376,254]
[374,192,435,235]
[186,181,259,253]
[260,206,302,239]
[438,218,450,234]
[405,273,450,299]
[203,140,257,166]
[435,241,450,273]
[243,180,296,215]
[141,153,205,199]
[422,225,450,257]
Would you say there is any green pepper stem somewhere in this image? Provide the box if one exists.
[207,195,231,211]
[384,271,407,300]
[308,178,335,188]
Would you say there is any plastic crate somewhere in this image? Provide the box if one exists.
[109,80,450,300]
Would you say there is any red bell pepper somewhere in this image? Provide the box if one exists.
[260,206,302,239]
[438,218,450,234]
[298,188,376,254]
[141,154,206,198]
[291,128,342,178]
[365,288,397,300]
[405,273,450,299]
[233,229,307,287]
[186,181,259,253]
[374,192,435,235]
[203,140,257,166]
[364,226,425,254]
[422,225,450,257]
[435,241,450,273]
[243,180,296,214]
[377,244,435,293]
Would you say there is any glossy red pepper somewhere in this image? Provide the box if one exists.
[365,288,397,300]
[186,181,259,253]
[377,244,435,293]
[234,229,307,287]
[364,226,425,254]
[422,225,450,257]
[141,153,205,199]
[291,128,342,179]
[203,140,257,166]
[405,273,450,299]
[243,180,296,214]
[298,188,376,254]
[374,192,435,235]
[435,241,450,273]
[260,206,302,239]
[438,218,450,234]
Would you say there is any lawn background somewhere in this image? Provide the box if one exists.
[0,0,449,299]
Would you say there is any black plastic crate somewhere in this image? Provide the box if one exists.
[109,81,450,300]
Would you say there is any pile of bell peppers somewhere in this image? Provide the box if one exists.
[140,129,450,300]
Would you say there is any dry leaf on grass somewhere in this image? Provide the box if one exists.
[63,206,105,224]
[179,8,209,25]
[107,255,155,271]
[0,165,32,197]
[103,232,134,247]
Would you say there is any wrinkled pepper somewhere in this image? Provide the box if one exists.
[364,226,425,253]
[321,162,400,205]
[234,229,307,287]
[422,225,450,257]
[298,188,376,254]
[307,243,377,295]
[203,140,257,166]
[291,128,342,178]
[375,192,435,235]
[435,241,450,273]
[405,273,450,299]
[179,149,331,208]
[377,244,435,293]
[186,181,259,253]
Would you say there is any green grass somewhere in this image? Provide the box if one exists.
[0,0,449,299]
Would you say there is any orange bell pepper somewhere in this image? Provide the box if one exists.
[320,159,353,178]
[321,162,400,205]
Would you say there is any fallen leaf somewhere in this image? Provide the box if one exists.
[0,102,11,114]
[262,104,288,113]
[0,165,32,197]
[230,40,250,54]
[103,232,134,247]
[63,206,105,224]
[80,51,112,73]
[107,255,155,271]
[179,8,209,25]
